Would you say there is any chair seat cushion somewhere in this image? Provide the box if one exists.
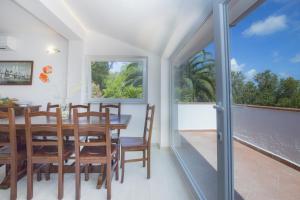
[120,137,147,149]
[80,145,117,158]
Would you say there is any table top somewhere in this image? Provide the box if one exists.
[0,114,131,130]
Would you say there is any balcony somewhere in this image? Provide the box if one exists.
[175,103,300,200]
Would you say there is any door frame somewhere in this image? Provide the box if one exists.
[213,0,234,200]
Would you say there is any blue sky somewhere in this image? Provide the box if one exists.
[230,0,300,80]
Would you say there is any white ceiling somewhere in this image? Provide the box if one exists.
[64,0,212,55]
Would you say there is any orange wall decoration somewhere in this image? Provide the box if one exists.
[39,65,53,83]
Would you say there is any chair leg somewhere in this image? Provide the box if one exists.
[106,161,112,200]
[37,169,42,182]
[96,174,102,189]
[143,150,146,167]
[84,164,89,181]
[75,161,81,200]
[10,160,17,200]
[147,149,151,179]
[115,156,119,181]
[6,164,10,176]
[58,161,64,200]
[45,164,51,181]
[121,150,125,184]
[27,162,33,200]
[97,165,105,189]
[117,142,120,161]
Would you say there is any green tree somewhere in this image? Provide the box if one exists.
[243,81,257,104]
[102,62,143,98]
[276,77,300,108]
[254,70,279,106]
[175,50,216,102]
[123,62,143,87]
[91,61,111,92]
[231,71,246,104]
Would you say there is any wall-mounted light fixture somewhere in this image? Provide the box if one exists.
[46,46,60,54]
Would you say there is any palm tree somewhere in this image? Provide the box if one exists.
[123,62,143,87]
[176,50,216,102]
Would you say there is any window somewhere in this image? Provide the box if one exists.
[87,56,147,103]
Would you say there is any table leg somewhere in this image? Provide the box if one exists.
[0,166,27,189]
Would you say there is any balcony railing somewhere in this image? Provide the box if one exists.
[177,103,300,167]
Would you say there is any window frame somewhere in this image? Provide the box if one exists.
[86,55,148,104]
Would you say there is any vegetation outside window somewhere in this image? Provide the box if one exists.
[87,56,147,103]
[175,49,216,103]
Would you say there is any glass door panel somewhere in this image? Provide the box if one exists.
[229,1,300,199]
[171,41,218,199]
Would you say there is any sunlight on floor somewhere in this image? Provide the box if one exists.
[0,147,195,200]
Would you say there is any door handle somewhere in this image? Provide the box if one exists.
[217,131,223,142]
[213,104,224,112]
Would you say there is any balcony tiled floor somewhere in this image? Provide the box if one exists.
[180,131,300,200]
[0,147,195,200]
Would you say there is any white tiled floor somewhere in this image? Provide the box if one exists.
[0,147,195,200]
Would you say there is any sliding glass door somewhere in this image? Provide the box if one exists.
[170,1,233,199]
[228,0,300,199]
[171,1,300,200]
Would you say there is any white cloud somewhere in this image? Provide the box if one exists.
[290,53,300,63]
[230,58,245,72]
[243,15,287,37]
[245,69,257,80]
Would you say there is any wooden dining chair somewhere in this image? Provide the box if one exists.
[38,102,60,181]
[69,103,92,180]
[0,108,26,200]
[99,103,121,143]
[25,107,74,200]
[120,104,155,183]
[73,108,118,200]
[47,102,60,112]
[100,103,121,159]
[69,103,91,119]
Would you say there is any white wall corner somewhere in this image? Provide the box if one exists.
[160,57,170,147]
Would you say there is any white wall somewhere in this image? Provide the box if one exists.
[66,40,85,104]
[0,1,162,144]
[79,31,161,144]
[0,0,68,107]
[178,103,216,130]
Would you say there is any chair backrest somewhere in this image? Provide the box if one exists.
[0,108,17,158]
[73,108,111,160]
[46,102,60,112]
[69,103,91,119]
[99,103,121,117]
[25,108,63,158]
[143,104,155,147]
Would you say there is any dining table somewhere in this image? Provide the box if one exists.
[0,113,132,189]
